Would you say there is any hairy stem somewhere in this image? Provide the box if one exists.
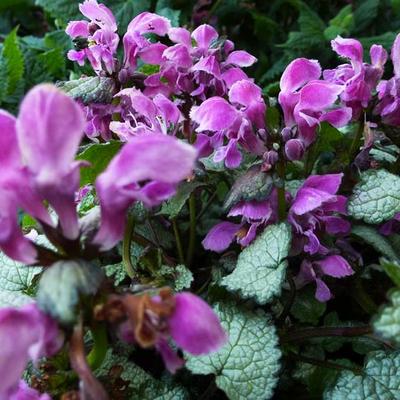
[281,325,372,344]
[276,160,286,221]
[172,219,185,265]
[277,271,296,324]
[122,214,135,278]
[348,120,365,161]
[288,353,363,375]
[186,194,196,266]
[87,322,108,371]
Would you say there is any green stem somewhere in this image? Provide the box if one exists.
[87,322,108,371]
[172,219,185,265]
[276,160,286,221]
[196,191,217,222]
[280,325,372,344]
[186,194,197,266]
[348,120,364,161]
[288,353,363,375]
[122,214,135,278]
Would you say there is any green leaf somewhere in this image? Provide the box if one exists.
[57,77,116,105]
[104,262,127,285]
[222,223,291,304]
[35,0,82,23]
[353,0,379,33]
[348,169,400,224]
[381,258,400,287]
[324,351,400,399]
[186,302,281,400]
[77,141,123,186]
[298,4,325,38]
[351,225,399,262]
[159,181,203,218]
[0,290,32,308]
[373,289,400,345]
[37,259,104,325]
[156,0,180,26]
[223,165,274,211]
[2,28,24,97]
[111,0,151,33]
[96,348,188,399]
[0,252,41,293]
[158,264,193,291]
[291,286,326,325]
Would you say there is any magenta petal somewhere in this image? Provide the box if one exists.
[65,21,89,38]
[221,68,249,88]
[169,293,227,355]
[322,216,351,234]
[0,304,61,398]
[9,380,51,400]
[0,111,19,169]
[94,135,197,250]
[79,0,117,31]
[127,12,171,36]
[280,58,321,93]
[190,97,237,132]
[156,339,185,374]
[370,44,387,69]
[320,107,352,127]
[316,255,354,278]
[140,43,168,64]
[392,33,400,77]
[168,27,191,46]
[191,24,218,49]
[291,187,336,215]
[226,50,257,67]
[315,278,332,302]
[302,173,343,194]
[228,200,272,220]
[17,84,85,183]
[202,221,240,252]
[331,36,363,67]
[297,81,343,111]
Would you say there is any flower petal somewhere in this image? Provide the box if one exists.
[169,293,227,355]
[202,221,240,252]
[316,255,354,278]
[280,58,321,93]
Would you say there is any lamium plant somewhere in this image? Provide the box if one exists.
[1,0,400,399]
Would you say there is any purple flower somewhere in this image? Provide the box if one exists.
[288,174,351,255]
[375,33,400,126]
[324,36,387,119]
[380,212,400,235]
[190,80,266,168]
[122,12,171,74]
[0,84,84,262]
[0,304,61,398]
[297,255,354,302]
[66,0,119,74]
[93,134,197,250]
[203,191,279,252]
[17,84,86,241]
[279,58,351,147]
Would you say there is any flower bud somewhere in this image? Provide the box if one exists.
[281,127,293,142]
[285,139,305,161]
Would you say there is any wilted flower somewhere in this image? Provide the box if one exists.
[98,289,227,373]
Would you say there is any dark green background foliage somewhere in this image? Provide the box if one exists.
[1,0,400,112]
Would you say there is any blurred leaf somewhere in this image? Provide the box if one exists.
[111,0,151,33]
[353,0,379,33]
[37,259,104,325]
[159,181,203,219]
[373,289,400,345]
[57,76,116,105]
[35,0,82,23]
[324,351,400,399]
[77,141,123,186]
[223,165,274,211]
[381,258,400,287]
[291,286,326,325]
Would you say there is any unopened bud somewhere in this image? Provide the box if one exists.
[285,139,305,161]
